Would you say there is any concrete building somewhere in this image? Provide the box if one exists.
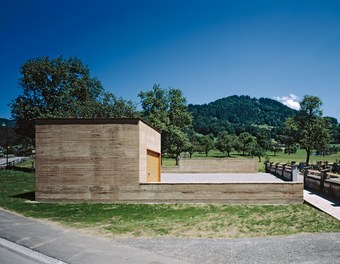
[35,118,303,204]
[35,118,161,201]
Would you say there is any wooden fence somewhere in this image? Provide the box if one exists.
[265,162,298,181]
[304,167,340,201]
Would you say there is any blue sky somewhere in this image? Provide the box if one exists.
[1,0,340,121]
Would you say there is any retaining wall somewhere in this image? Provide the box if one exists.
[36,182,304,204]
[162,158,258,173]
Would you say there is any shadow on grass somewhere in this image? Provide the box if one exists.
[11,191,35,201]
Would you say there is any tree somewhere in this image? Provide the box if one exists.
[255,130,271,152]
[139,84,192,165]
[216,131,236,157]
[11,56,136,143]
[249,142,265,161]
[284,95,331,164]
[270,140,282,156]
[238,132,254,155]
[325,117,340,144]
[186,129,204,158]
[333,125,340,144]
[248,130,271,161]
[165,126,191,165]
[200,134,215,157]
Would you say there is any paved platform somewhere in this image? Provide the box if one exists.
[161,173,300,183]
[304,189,340,220]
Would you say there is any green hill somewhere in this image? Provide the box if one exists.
[188,95,296,135]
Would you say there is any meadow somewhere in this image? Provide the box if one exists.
[163,148,340,172]
[1,170,339,238]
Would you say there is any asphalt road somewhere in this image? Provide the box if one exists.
[0,246,41,264]
[0,237,65,264]
[117,234,340,264]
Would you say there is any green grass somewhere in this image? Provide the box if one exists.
[15,157,35,168]
[1,170,340,238]
[163,149,340,172]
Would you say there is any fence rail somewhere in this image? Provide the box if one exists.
[265,162,298,181]
[303,167,340,201]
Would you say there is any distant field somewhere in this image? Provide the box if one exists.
[163,149,340,171]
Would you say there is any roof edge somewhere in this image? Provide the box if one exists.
[35,118,160,132]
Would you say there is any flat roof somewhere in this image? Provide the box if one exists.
[161,173,304,183]
[35,118,159,132]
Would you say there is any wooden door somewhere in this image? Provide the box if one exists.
[147,149,160,182]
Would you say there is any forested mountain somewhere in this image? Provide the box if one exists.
[188,95,296,136]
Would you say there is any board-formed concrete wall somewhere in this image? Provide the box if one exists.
[118,182,303,204]
[139,121,161,183]
[162,158,258,173]
[35,118,161,201]
[35,119,303,204]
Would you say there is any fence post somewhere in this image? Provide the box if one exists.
[291,164,298,181]
[319,169,330,192]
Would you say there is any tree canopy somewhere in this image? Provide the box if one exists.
[188,95,296,136]
[11,56,136,143]
[284,95,331,164]
[139,84,192,164]
[216,131,236,157]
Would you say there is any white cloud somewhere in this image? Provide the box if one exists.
[273,94,300,110]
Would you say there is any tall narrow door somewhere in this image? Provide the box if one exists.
[147,149,160,182]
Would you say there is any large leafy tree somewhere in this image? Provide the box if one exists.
[185,129,204,158]
[200,134,215,157]
[284,95,331,164]
[11,56,136,143]
[139,84,192,164]
[238,132,255,156]
[216,131,236,157]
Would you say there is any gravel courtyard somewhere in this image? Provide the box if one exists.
[161,172,302,183]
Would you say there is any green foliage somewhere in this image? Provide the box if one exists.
[333,125,340,144]
[284,95,331,164]
[270,141,282,156]
[139,84,192,163]
[215,131,236,157]
[200,134,215,156]
[249,142,265,161]
[185,129,204,158]
[325,117,340,144]
[238,132,255,155]
[11,56,136,143]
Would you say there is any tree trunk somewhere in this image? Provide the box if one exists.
[305,148,311,165]
[227,152,231,157]
[175,154,180,166]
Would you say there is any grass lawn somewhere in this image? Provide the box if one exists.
[1,170,339,238]
[15,157,35,168]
